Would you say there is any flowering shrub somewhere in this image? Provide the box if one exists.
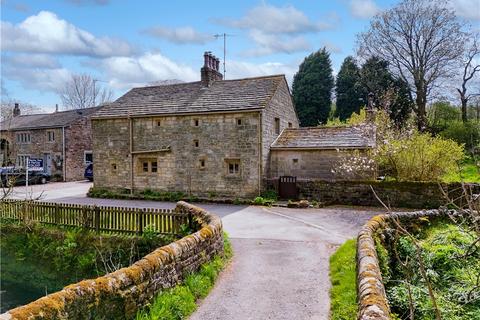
[376,133,464,181]
[331,109,465,182]
[332,150,377,180]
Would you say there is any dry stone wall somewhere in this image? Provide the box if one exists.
[266,179,478,208]
[0,201,224,320]
[356,209,453,319]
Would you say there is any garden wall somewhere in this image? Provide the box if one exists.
[0,201,224,320]
[267,179,478,208]
[356,209,453,320]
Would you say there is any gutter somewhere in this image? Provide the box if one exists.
[129,114,134,194]
[90,109,264,120]
[258,111,262,196]
[62,126,66,182]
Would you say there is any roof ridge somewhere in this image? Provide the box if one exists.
[129,74,285,90]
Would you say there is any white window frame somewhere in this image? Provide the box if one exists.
[17,154,31,168]
[47,130,55,142]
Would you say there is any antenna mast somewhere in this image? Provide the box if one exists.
[214,33,233,79]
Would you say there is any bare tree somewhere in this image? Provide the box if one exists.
[457,35,480,123]
[0,98,42,122]
[59,74,113,110]
[357,0,466,131]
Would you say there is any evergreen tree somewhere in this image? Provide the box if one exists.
[360,57,413,126]
[292,48,334,126]
[334,56,364,121]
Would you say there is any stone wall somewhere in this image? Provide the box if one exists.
[269,149,373,180]
[1,201,224,320]
[92,112,262,198]
[261,79,299,178]
[64,117,93,181]
[356,209,452,319]
[266,179,477,208]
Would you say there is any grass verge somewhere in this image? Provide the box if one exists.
[135,233,233,320]
[442,157,480,183]
[329,238,357,320]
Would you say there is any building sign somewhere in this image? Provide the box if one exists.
[28,158,44,171]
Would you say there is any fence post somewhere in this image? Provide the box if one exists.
[54,204,60,224]
[22,201,27,224]
[137,209,144,236]
[94,206,100,234]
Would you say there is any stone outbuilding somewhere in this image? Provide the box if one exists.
[270,125,376,180]
[0,105,101,181]
[91,52,300,198]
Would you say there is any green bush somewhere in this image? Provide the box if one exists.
[382,222,480,319]
[439,121,480,153]
[252,196,274,206]
[376,132,465,181]
[260,189,278,201]
[329,239,357,320]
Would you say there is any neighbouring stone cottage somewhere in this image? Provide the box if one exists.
[91,52,300,198]
[0,104,102,181]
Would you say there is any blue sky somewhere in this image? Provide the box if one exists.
[1,0,478,112]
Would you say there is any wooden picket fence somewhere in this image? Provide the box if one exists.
[0,199,193,236]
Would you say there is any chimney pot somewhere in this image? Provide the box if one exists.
[203,52,209,68]
[13,103,21,117]
[200,51,223,86]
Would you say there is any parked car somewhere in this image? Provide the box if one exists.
[84,163,93,181]
[0,167,51,187]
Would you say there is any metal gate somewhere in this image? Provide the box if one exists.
[278,176,298,199]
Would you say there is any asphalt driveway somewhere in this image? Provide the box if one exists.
[7,181,381,318]
[189,206,380,320]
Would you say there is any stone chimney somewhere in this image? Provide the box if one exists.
[201,51,223,86]
[366,92,376,123]
[13,103,21,117]
[55,104,59,112]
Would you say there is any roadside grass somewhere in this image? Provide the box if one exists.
[329,239,357,320]
[442,157,480,183]
[135,233,233,320]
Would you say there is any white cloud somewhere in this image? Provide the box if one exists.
[1,11,133,57]
[215,4,336,56]
[143,26,213,45]
[2,64,72,92]
[244,30,311,56]
[450,0,480,21]
[349,0,380,19]
[227,60,298,84]
[3,53,61,69]
[219,4,332,34]
[97,52,198,90]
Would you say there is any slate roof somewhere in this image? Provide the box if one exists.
[271,126,376,150]
[0,106,102,131]
[93,75,285,118]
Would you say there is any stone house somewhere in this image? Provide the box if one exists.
[0,104,101,181]
[270,125,376,180]
[91,52,300,198]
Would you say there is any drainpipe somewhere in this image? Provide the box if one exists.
[129,115,134,194]
[62,126,66,182]
[258,111,262,196]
